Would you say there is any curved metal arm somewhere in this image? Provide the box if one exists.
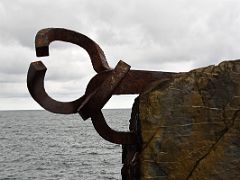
[27,61,85,114]
[27,28,137,144]
[78,61,137,144]
[35,28,111,73]
[27,61,137,144]
[91,111,136,144]
[27,28,112,114]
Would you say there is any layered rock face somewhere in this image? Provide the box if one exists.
[122,60,240,179]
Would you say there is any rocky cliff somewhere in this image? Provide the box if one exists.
[122,60,240,179]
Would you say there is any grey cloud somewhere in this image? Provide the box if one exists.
[1,0,240,110]
[0,82,29,98]
[86,0,240,71]
[119,0,240,68]
[0,0,88,48]
[40,46,96,82]
[0,43,34,75]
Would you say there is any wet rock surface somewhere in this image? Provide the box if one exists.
[123,60,240,180]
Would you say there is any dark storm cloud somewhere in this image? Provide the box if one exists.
[1,0,240,110]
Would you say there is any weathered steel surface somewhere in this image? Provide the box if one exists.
[78,60,131,120]
[27,28,176,145]
[91,110,136,144]
[27,61,85,114]
[83,69,176,95]
[35,28,111,73]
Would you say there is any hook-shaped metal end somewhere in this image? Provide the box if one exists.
[27,61,84,114]
[91,111,136,144]
[35,28,53,57]
[76,60,137,144]
[35,28,111,73]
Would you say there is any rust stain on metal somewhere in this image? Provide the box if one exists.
[35,28,111,73]
[27,28,176,145]
[78,60,131,120]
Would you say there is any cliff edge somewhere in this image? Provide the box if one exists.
[122,60,240,179]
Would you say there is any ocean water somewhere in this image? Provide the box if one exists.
[0,109,131,180]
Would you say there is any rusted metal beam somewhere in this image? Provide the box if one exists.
[27,28,177,145]
[85,69,176,95]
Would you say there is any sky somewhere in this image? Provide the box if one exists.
[1,0,240,110]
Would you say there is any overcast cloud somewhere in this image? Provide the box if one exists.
[1,0,240,110]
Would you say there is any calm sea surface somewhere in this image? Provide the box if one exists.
[0,109,131,180]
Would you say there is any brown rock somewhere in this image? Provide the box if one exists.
[123,60,240,180]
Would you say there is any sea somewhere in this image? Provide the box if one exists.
[0,109,131,180]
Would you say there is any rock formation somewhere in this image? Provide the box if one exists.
[122,60,240,179]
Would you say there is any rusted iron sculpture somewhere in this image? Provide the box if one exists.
[27,28,175,145]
